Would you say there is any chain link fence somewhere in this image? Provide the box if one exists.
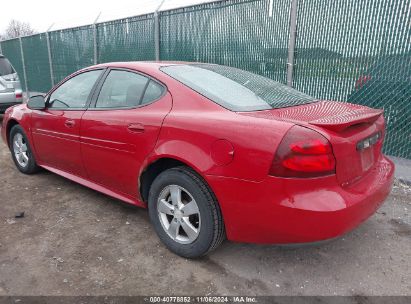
[0,0,410,158]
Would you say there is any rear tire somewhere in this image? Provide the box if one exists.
[148,166,225,258]
[9,125,40,174]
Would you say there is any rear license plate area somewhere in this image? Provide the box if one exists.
[360,147,374,171]
[357,131,380,171]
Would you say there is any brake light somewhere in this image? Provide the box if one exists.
[15,92,22,99]
[355,75,371,90]
[269,125,336,178]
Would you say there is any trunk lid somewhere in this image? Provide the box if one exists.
[241,101,385,185]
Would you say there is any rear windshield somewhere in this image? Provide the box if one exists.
[0,57,15,76]
[161,64,316,111]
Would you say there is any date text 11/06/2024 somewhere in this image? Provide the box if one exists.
[147,296,257,303]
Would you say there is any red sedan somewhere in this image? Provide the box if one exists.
[1,62,394,258]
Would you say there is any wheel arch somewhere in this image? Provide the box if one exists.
[139,155,208,204]
[5,119,20,148]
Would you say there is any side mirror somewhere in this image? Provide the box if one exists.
[27,95,46,110]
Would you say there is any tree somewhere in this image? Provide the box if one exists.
[2,20,37,40]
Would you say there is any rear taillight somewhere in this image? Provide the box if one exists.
[269,125,336,178]
[15,92,22,99]
[355,75,371,90]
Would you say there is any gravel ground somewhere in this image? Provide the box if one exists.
[0,115,410,296]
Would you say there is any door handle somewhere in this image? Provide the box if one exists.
[127,123,145,133]
[64,119,75,128]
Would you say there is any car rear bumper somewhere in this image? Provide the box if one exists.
[206,156,394,244]
[0,89,23,112]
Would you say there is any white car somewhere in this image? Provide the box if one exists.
[0,54,23,113]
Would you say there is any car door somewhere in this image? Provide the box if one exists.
[31,69,103,176]
[80,69,172,197]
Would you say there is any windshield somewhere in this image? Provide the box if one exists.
[0,57,15,76]
[161,64,316,111]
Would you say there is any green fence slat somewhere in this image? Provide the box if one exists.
[21,34,52,93]
[293,0,410,158]
[97,14,155,63]
[160,0,290,83]
[49,25,95,84]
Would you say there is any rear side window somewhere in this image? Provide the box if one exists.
[161,64,316,111]
[0,57,15,76]
[141,80,165,104]
[96,70,165,108]
[96,70,149,108]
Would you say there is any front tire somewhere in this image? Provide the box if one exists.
[148,166,225,258]
[9,125,40,174]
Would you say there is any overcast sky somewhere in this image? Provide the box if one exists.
[0,0,218,34]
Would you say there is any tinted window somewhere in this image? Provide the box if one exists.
[49,70,102,109]
[0,57,15,76]
[141,80,164,104]
[161,64,316,111]
[96,70,149,108]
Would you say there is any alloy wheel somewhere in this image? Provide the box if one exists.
[13,133,29,168]
[157,184,201,244]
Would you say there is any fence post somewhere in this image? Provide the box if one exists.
[93,12,101,65]
[154,0,166,61]
[46,31,55,87]
[19,37,29,99]
[286,0,298,87]
[154,12,160,61]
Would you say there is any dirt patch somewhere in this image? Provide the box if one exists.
[389,219,411,237]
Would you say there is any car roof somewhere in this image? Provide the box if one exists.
[78,61,210,79]
[62,61,207,87]
[91,61,196,70]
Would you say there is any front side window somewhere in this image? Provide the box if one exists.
[48,70,102,109]
[161,64,316,111]
[96,70,149,108]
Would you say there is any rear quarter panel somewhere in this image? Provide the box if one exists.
[150,80,294,182]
